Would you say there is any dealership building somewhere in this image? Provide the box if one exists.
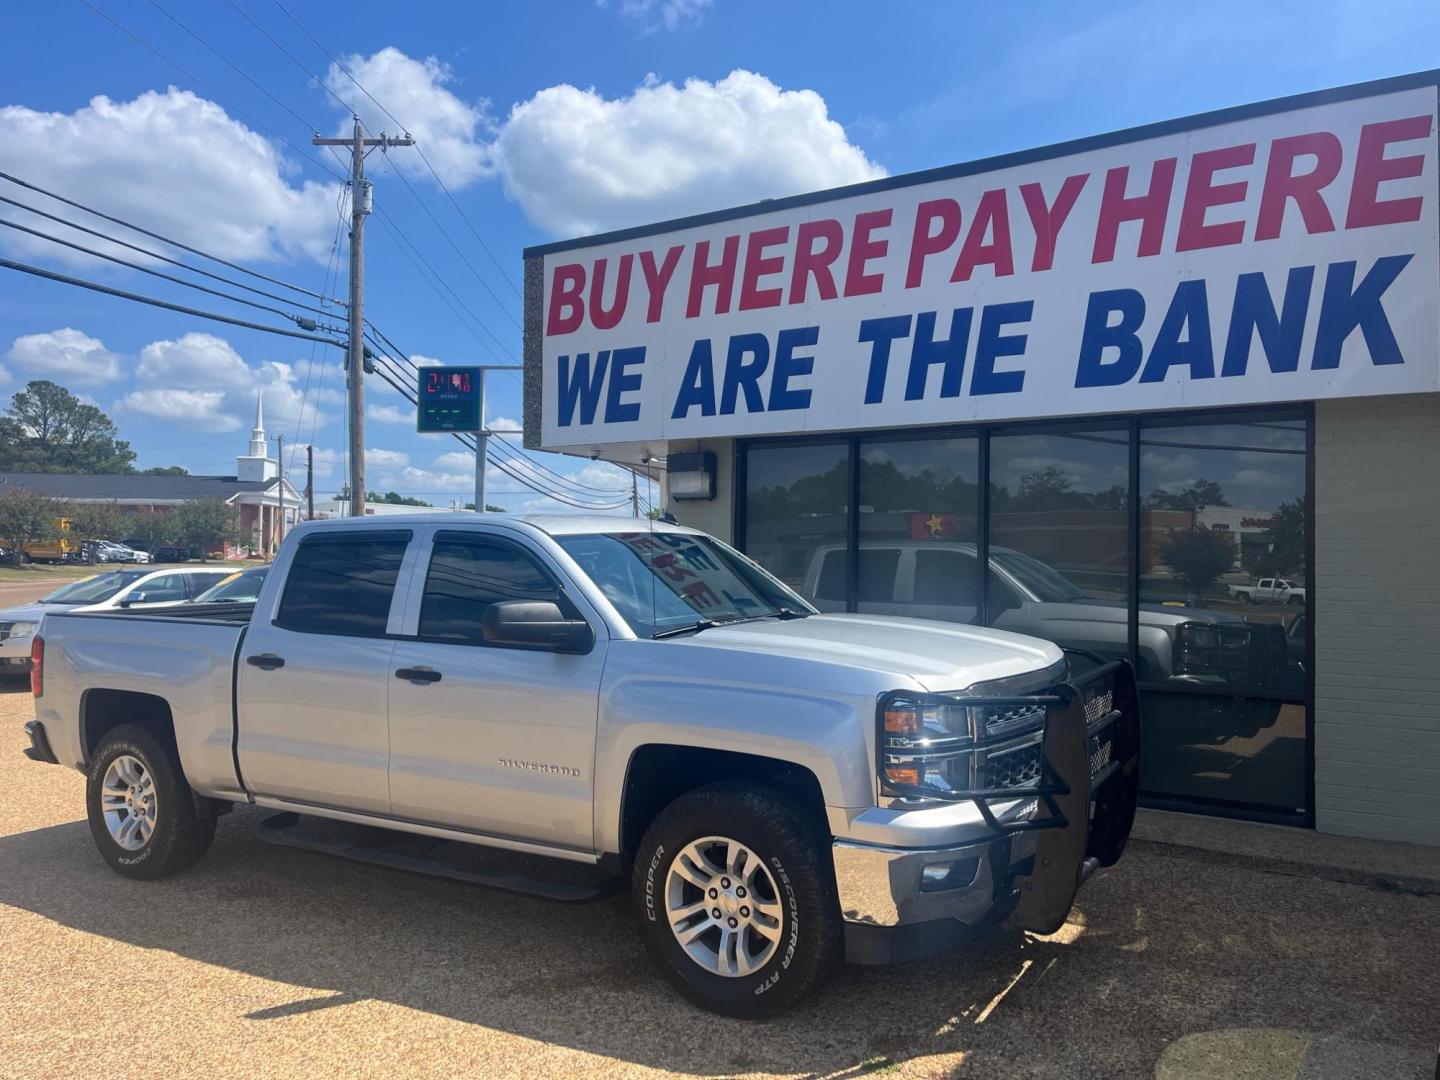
[523,73,1439,846]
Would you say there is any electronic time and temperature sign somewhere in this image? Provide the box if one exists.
[416,366,482,432]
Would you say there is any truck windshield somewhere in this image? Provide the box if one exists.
[990,549,1089,603]
[42,570,150,605]
[556,531,810,638]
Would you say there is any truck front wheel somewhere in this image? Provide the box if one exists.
[632,781,842,1019]
[85,723,216,880]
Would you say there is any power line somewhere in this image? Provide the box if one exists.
[222,0,355,116]
[0,256,346,347]
[267,0,522,303]
[0,189,340,320]
[0,171,344,306]
[0,214,341,333]
[74,0,347,184]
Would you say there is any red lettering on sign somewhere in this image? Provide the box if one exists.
[1091,157,1178,263]
[951,188,1014,281]
[546,263,586,336]
[589,254,633,331]
[738,226,790,311]
[639,245,683,323]
[844,209,892,297]
[1020,173,1087,272]
[788,219,843,304]
[1346,114,1433,229]
[905,199,962,288]
[1255,132,1342,241]
[1177,143,1256,251]
[685,235,740,318]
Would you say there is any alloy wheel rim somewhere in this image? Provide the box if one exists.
[100,754,157,851]
[664,835,784,978]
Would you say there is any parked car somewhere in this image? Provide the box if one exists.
[192,566,268,604]
[1229,577,1306,605]
[0,568,151,674]
[26,514,1141,1018]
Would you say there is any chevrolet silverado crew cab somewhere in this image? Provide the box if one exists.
[25,514,1140,1018]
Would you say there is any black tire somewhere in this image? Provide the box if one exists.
[85,722,216,880]
[632,781,841,1020]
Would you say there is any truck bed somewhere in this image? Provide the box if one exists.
[35,607,251,798]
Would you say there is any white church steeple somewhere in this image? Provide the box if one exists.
[236,392,278,482]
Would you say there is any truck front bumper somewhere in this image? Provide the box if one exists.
[833,657,1141,964]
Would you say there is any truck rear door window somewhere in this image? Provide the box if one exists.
[276,532,410,637]
[418,534,559,644]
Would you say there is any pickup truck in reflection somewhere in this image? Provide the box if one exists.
[1228,578,1306,605]
[802,541,1289,714]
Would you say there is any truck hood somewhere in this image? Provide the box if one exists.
[674,613,1064,692]
[0,602,59,623]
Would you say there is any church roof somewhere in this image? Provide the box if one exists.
[0,473,291,503]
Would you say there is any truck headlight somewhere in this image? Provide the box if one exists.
[878,692,1047,802]
[5,622,37,639]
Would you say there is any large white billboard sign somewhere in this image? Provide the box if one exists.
[532,81,1439,450]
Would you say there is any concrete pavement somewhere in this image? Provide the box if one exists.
[2,689,1436,1079]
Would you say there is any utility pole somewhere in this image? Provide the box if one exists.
[631,471,639,518]
[305,443,315,521]
[475,367,487,513]
[314,118,415,517]
[273,433,286,547]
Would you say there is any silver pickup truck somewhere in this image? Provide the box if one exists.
[25,514,1140,1018]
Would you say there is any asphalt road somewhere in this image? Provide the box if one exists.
[2,688,1436,1079]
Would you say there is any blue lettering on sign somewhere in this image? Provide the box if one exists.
[556,350,609,427]
[859,314,913,404]
[605,346,645,423]
[1312,255,1412,369]
[1075,290,1146,388]
[971,301,1032,395]
[671,339,717,420]
[769,327,818,411]
[1141,280,1213,383]
[1222,267,1314,377]
[905,309,972,401]
[719,333,769,415]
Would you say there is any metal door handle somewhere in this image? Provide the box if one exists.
[395,667,442,684]
[246,653,285,670]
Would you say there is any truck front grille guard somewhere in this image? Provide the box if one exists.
[876,655,1140,840]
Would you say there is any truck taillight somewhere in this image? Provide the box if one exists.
[30,635,42,697]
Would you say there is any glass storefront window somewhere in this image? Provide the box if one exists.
[987,429,1131,663]
[742,442,849,608]
[858,436,980,622]
[737,410,1312,824]
[1138,419,1309,814]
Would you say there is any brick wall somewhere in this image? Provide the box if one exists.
[666,438,734,543]
[1314,392,1440,845]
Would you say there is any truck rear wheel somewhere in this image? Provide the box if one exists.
[85,723,216,880]
[632,781,841,1020]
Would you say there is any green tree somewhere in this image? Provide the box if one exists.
[1158,526,1236,598]
[1145,479,1230,511]
[169,500,241,562]
[126,507,178,560]
[141,465,189,476]
[369,490,431,507]
[66,500,126,564]
[1266,497,1307,577]
[0,381,136,473]
[0,489,61,567]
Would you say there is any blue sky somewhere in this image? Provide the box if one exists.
[0,0,1434,509]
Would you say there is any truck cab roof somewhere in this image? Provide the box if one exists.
[293,513,703,539]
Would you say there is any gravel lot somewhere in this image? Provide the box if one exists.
[2,686,1436,1079]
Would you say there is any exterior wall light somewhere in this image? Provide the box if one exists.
[668,451,716,500]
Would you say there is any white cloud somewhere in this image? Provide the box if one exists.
[6,328,121,385]
[605,0,713,32]
[130,332,328,434]
[324,48,492,187]
[0,89,341,267]
[491,69,885,236]
[367,403,412,424]
[115,388,238,431]
[366,447,410,469]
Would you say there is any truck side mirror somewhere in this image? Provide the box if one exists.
[482,600,594,654]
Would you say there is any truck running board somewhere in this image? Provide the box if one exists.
[254,812,625,903]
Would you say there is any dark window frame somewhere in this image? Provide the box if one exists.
[737,402,1315,827]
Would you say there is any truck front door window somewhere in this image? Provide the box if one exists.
[419,535,561,644]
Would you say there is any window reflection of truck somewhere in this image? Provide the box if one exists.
[802,542,1290,735]
[1228,578,1305,605]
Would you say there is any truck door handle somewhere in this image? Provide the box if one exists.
[395,667,442,684]
[246,653,285,670]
